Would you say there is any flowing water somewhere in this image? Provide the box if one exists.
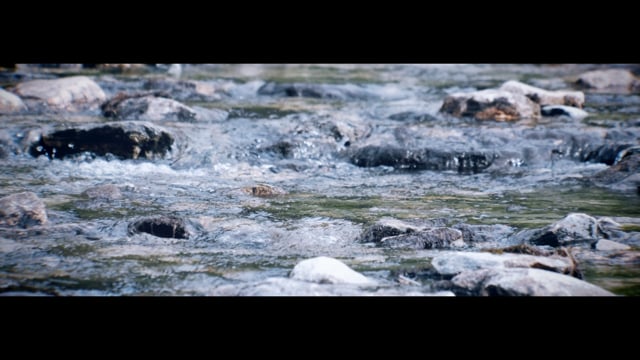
[1,64,639,295]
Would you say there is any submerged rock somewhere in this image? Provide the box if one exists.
[577,69,640,91]
[258,82,374,100]
[451,268,614,296]
[242,184,288,197]
[0,88,26,113]
[440,89,539,121]
[0,192,47,228]
[350,145,494,173]
[12,76,106,112]
[128,216,189,239]
[380,227,465,249]
[431,251,573,277]
[29,121,174,160]
[81,184,123,201]
[499,80,585,107]
[290,256,375,285]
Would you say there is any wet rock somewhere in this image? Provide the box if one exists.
[499,80,585,107]
[350,145,494,173]
[289,256,375,285]
[440,89,540,121]
[592,152,640,191]
[526,213,600,247]
[143,78,222,102]
[541,105,588,120]
[555,136,634,166]
[81,184,123,201]
[258,82,374,100]
[451,268,614,296]
[29,121,174,160]
[380,228,465,249]
[242,184,287,197]
[358,218,423,243]
[101,92,196,122]
[452,223,515,243]
[577,69,640,91]
[0,192,47,228]
[13,76,106,112]
[128,216,189,239]
[388,111,439,122]
[0,88,26,113]
[431,251,573,277]
[593,239,631,251]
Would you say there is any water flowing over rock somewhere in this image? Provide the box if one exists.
[12,76,106,112]
[290,256,375,285]
[29,121,174,160]
[128,216,189,239]
[380,228,465,249]
[0,192,47,228]
[431,251,573,277]
[258,82,375,100]
[450,268,614,296]
[577,69,640,91]
[81,184,123,201]
[349,145,494,173]
[143,78,223,102]
[358,218,424,243]
[242,184,288,197]
[592,152,640,191]
[0,88,26,113]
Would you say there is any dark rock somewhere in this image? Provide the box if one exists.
[388,112,439,122]
[379,227,465,249]
[258,82,374,100]
[143,78,222,102]
[500,80,585,107]
[12,76,106,112]
[577,69,640,91]
[450,268,614,296]
[0,88,26,113]
[358,218,423,243]
[350,145,494,173]
[452,223,515,243]
[128,216,189,239]
[101,92,196,122]
[431,251,573,277]
[541,105,588,120]
[0,192,47,228]
[440,89,539,121]
[81,184,123,200]
[29,121,174,160]
[554,136,634,166]
[242,184,287,197]
[592,152,640,190]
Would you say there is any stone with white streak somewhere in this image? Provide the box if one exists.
[290,256,376,285]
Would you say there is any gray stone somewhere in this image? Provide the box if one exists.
[451,268,615,296]
[593,239,631,251]
[0,192,47,228]
[0,88,26,113]
[290,256,376,285]
[102,94,196,122]
[527,213,599,247]
[143,78,222,102]
[440,89,540,121]
[541,105,589,120]
[29,121,174,160]
[380,227,465,249]
[431,251,573,277]
[13,76,106,112]
[358,218,423,243]
[81,184,123,200]
[500,80,585,107]
[577,69,639,90]
[258,82,376,100]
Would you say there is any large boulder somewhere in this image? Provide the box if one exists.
[500,80,585,107]
[451,268,614,296]
[29,121,174,160]
[0,192,47,228]
[0,88,26,113]
[576,69,640,91]
[525,213,604,247]
[431,251,573,277]
[350,145,494,173]
[12,76,106,112]
[358,218,425,243]
[440,89,540,121]
[290,256,376,285]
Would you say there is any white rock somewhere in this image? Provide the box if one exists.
[0,88,26,113]
[541,105,589,120]
[13,76,106,112]
[290,256,376,285]
[594,239,631,251]
[500,80,584,107]
[577,69,639,90]
[431,251,572,277]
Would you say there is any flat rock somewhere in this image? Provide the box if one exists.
[593,239,631,251]
[451,267,614,296]
[0,192,47,228]
[128,216,189,239]
[440,89,540,121]
[380,227,465,249]
[576,69,640,91]
[431,251,573,277]
[289,256,375,285]
[541,105,589,120]
[81,184,123,200]
[500,80,585,107]
[13,76,106,112]
[527,213,599,247]
[29,121,174,160]
[0,88,26,113]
